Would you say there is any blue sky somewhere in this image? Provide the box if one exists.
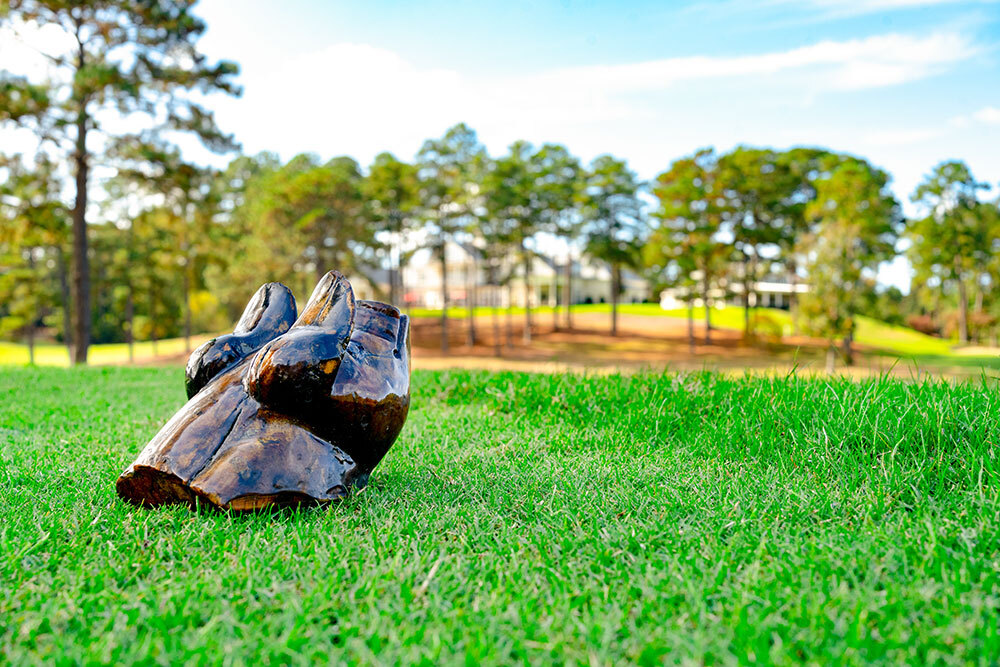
[2,0,999,287]
[190,0,1000,288]
[191,0,1000,180]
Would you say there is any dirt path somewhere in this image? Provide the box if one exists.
[408,312,950,379]
[114,312,993,381]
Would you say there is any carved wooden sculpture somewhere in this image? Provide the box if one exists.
[116,270,410,511]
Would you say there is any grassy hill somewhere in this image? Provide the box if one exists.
[414,302,965,358]
[0,336,211,366]
[653,305,957,357]
[0,303,985,370]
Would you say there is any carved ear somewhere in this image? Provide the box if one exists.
[322,302,411,475]
[185,282,297,398]
[244,270,356,412]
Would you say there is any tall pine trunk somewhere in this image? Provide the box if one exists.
[389,216,401,307]
[975,277,986,344]
[183,259,192,354]
[610,263,620,336]
[56,245,72,355]
[150,286,159,358]
[842,329,855,367]
[506,283,514,348]
[125,222,135,364]
[26,322,35,365]
[25,253,35,365]
[955,258,969,344]
[71,98,90,364]
[401,254,410,318]
[551,268,559,331]
[126,282,135,365]
[563,255,573,330]
[742,256,752,337]
[956,279,969,344]
[492,288,502,357]
[687,298,695,355]
[399,264,407,315]
[388,266,398,308]
[466,254,476,347]
[439,244,449,353]
[702,270,712,345]
[522,243,532,344]
[788,260,799,335]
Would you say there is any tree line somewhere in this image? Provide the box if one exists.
[2,3,999,368]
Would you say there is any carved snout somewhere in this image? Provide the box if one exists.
[244,270,356,413]
[185,282,297,399]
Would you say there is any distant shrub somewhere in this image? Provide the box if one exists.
[940,310,998,343]
[906,314,939,337]
[970,311,997,343]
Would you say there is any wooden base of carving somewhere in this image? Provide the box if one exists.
[116,271,409,512]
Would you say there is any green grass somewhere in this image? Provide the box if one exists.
[0,337,205,367]
[854,316,956,357]
[0,304,969,369]
[2,366,999,664]
[658,306,957,355]
[661,304,766,330]
[410,302,961,357]
[408,302,665,320]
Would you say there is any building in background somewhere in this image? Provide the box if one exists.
[345,269,390,302]
[400,240,649,309]
[659,269,809,310]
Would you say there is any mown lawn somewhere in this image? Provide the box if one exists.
[404,303,968,360]
[2,367,999,664]
[0,336,211,367]
[0,304,980,369]
[654,306,957,356]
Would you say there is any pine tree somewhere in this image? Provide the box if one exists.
[0,0,239,362]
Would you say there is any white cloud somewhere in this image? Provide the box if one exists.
[3,20,976,164]
[973,106,1000,124]
[216,29,978,166]
[518,31,976,94]
[948,106,1000,128]
[685,0,997,23]
[862,128,942,146]
[805,0,989,14]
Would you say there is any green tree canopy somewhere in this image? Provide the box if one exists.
[906,161,993,343]
[225,154,371,304]
[798,155,901,368]
[715,147,803,335]
[648,148,729,345]
[0,153,68,361]
[416,123,485,352]
[0,0,240,363]
[364,152,419,308]
[579,155,646,336]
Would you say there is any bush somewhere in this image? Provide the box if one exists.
[906,314,939,336]
[941,310,998,342]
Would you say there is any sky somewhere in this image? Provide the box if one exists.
[4,0,1000,289]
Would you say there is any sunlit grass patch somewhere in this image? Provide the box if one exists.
[0,336,212,367]
[1,367,999,663]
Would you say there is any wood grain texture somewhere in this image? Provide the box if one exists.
[116,271,410,511]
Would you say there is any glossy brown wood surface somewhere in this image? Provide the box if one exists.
[116,270,410,512]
